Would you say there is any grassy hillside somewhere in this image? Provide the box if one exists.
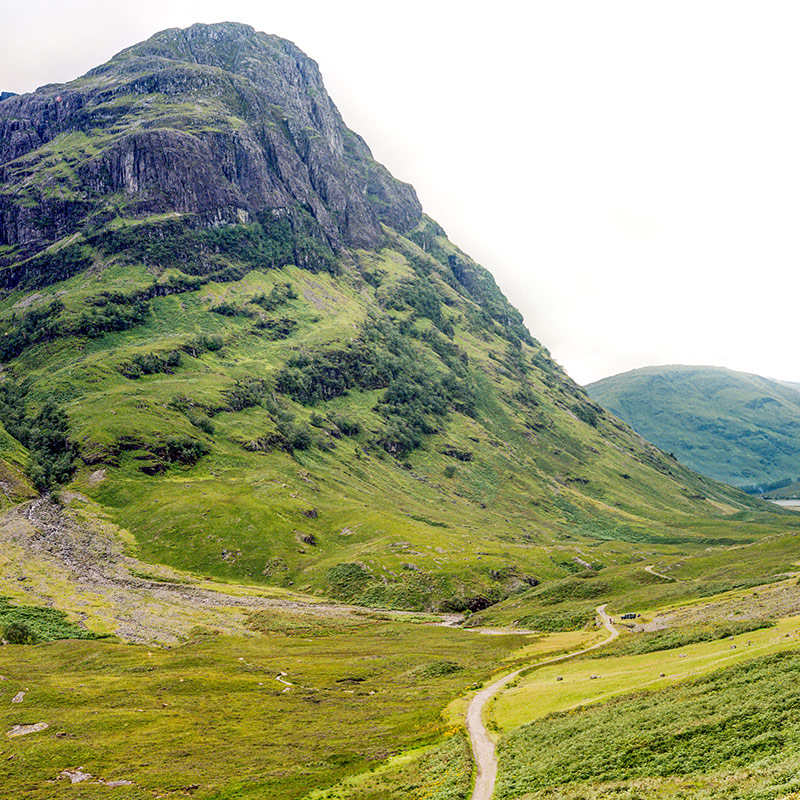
[0,217,780,610]
[4,22,800,800]
[587,365,800,488]
[0,24,789,611]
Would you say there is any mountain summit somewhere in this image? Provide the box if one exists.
[0,24,770,609]
[0,22,420,270]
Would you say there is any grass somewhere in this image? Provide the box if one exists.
[0,209,788,610]
[495,648,800,799]
[490,615,800,731]
[299,733,473,800]
[583,618,774,658]
[0,598,100,643]
[0,615,528,800]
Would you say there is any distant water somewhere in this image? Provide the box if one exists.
[767,499,800,509]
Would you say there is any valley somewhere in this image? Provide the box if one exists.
[0,20,799,800]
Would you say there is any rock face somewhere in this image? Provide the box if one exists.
[0,23,421,263]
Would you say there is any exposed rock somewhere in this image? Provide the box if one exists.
[0,23,421,274]
[7,722,48,737]
[59,768,93,783]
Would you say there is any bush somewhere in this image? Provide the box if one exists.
[210,302,253,318]
[327,563,373,600]
[120,350,182,379]
[223,379,269,412]
[189,415,215,435]
[328,413,361,436]
[0,385,76,491]
[4,621,36,645]
[274,315,477,457]
[155,437,209,466]
[254,317,297,339]
[250,282,297,311]
[416,660,463,678]
[0,598,96,642]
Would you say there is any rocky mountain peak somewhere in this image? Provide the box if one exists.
[0,23,421,271]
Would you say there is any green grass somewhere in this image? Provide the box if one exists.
[0,210,784,607]
[300,732,473,800]
[0,615,527,800]
[584,618,774,658]
[490,615,800,731]
[0,598,100,642]
[495,648,800,799]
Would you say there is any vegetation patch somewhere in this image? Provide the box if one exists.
[515,606,597,632]
[0,597,98,643]
[0,381,75,490]
[496,651,800,799]
[414,660,464,678]
[276,316,476,456]
[530,579,610,606]
[586,619,775,658]
[119,350,182,379]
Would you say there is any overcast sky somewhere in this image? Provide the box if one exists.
[2,1,799,385]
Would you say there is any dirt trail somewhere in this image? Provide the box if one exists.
[644,564,680,581]
[466,604,618,800]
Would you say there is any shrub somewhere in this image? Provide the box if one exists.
[327,563,373,600]
[4,621,36,645]
[327,413,361,436]
[120,350,182,379]
[0,385,76,491]
[250,282,297,311]
[155,437,209,466]
[416,660,463,678]
[223,379,269,412]
[189,415,215,435]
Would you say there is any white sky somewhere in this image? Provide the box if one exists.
[2,1,799,385]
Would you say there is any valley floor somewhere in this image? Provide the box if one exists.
[2,494,800,800]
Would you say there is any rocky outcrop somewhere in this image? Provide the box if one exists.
[0,23,421,261]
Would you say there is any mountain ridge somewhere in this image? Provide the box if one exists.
[0,21,420,269]
[587,364,800,488]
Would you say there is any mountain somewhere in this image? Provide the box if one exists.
[0,23,776,612]
[586,365,800,489]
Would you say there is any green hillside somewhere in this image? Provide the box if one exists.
[3,22,800,800]
[0,24,781,613]
[587,365,800,489]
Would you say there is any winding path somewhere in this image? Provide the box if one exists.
[465,604,619,800]
[644,564,679,581]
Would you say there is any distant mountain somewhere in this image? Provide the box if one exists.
[587,365,800,488]
[0,92,17,102]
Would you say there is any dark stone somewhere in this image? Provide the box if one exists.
[0,23,421,269]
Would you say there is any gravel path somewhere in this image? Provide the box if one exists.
[466,604,619,800]
[644,564,679,581]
